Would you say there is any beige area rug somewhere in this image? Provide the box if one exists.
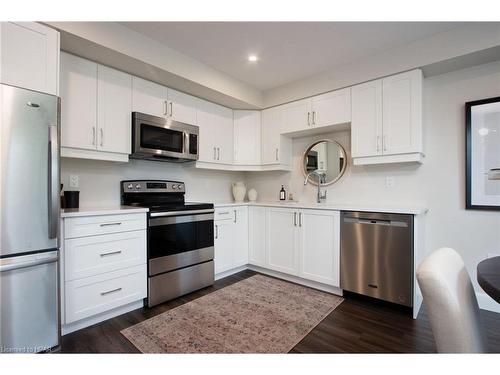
[121,274,343,353]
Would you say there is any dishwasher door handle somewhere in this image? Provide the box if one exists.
[343,217,408,227]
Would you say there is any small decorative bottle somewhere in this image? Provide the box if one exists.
[279,185,286,201]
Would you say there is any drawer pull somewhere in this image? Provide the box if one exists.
[100,287,122,296]
[100,250,122,257]
[99,222,122,227]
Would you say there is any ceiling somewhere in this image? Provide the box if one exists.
[120,22,467,91]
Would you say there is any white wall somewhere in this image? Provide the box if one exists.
[61,158,244,207]
[248,61,500,311]
[264,23,500,107]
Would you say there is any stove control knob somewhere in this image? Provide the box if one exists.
[135,184,141,190]
[177,184,183,190]
[172,185,177,190]
[127,183,133,189]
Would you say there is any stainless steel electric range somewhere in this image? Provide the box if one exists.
[121,180,214,307]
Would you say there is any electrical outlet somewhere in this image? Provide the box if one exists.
[385,176,395,188]
[69,175,79,188]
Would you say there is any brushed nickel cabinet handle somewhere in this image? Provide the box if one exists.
[383,135,388,152]
[376,136,381,153]
[164,100,168,116]
[100,128,103,147]
[215,224,219,239]
[170,101,173,117]
[299,212,302,227]
[294,212,297,226]
[100,287,122,296]
[275,148,279,161]
[234,210,237,223]
[217,147,220,160]
[213,147,217,160]
[307,112,311,126]
[99,222,122,227]
[312,111,316,125]
[92,126,96,145]
[100,250,122,257]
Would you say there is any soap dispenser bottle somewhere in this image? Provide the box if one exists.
[279,185,286,201]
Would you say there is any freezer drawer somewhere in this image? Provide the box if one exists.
[340,211,413,307]
[0,251,59,353]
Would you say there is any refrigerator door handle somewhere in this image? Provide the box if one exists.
[0,253,59,272]
[48,123,59,239]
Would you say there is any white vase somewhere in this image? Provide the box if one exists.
[232,181,247,202]
[248,188,258,202]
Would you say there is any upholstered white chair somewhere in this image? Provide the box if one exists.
[416,247,488,353]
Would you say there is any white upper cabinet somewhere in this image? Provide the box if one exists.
[298,210,340,287]
[351,79,383,158]
[351,69,423,165]
[167,88,198,125]
[382,69,422,156]
[0,22,59,95]
[97,65,132,154]
[310,88,351,129]
[261,106,292,166]
[60,52,98,152]
[132,77,167,117]
[233,110,261,165]
[282,98,311,133]
[60,53,131,162]
[197,99,234,164]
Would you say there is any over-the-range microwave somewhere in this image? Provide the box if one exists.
[131,112,199,162]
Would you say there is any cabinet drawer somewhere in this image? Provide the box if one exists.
[65,230,146,281]
[214,208,236,222]
[65,264,146,323]
[64,213,146,239]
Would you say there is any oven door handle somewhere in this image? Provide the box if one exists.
[149,212,214,227]
[149,209,214,217]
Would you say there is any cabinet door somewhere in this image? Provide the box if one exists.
[215,105,234,164]
[233,206,249,267]
[382,69,422,156]
[196,99,218,163]
[282,98,311,134]
[261,107,281,165]
[234,110,261,165]
[298,210,340,286]
[266,208,299,275]
[0,22,59,95]
[60,52,98,151]
[167,88,197,125]
[248,206,267,267]
[214,220,235,274]
[97,65,132,154]
[132,77,167,117]
[351,79,383,158]
[311,88,351,128]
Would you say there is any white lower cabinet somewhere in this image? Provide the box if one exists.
[214,206,248,275]
[298,210,340,286]
[61,211,147,330]
[266,207,299,275]
[248,206,340,287]
[248,206,267,267]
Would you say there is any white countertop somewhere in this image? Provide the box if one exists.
[213,201,427,215]
[61,205,149,218]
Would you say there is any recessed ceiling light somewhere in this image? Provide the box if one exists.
[248,54,258,62]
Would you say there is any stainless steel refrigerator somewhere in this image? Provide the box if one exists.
[0,84,60,353]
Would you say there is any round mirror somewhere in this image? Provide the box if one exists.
[302,139,347,186]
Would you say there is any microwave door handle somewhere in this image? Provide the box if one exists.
[183,131,189,156]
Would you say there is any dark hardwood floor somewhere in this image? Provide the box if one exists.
[60,269,500,353]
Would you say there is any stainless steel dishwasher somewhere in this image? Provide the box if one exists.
[340,211,413,307]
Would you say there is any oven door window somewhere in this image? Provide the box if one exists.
[140,124,184,153]
[149,217,214,259]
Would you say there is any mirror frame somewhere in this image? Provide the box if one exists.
[302,139,348,186]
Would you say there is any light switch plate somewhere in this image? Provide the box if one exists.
[385,176,395,188]
[69,175,79,188]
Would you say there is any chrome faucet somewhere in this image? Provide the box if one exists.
[304,171,327,203]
